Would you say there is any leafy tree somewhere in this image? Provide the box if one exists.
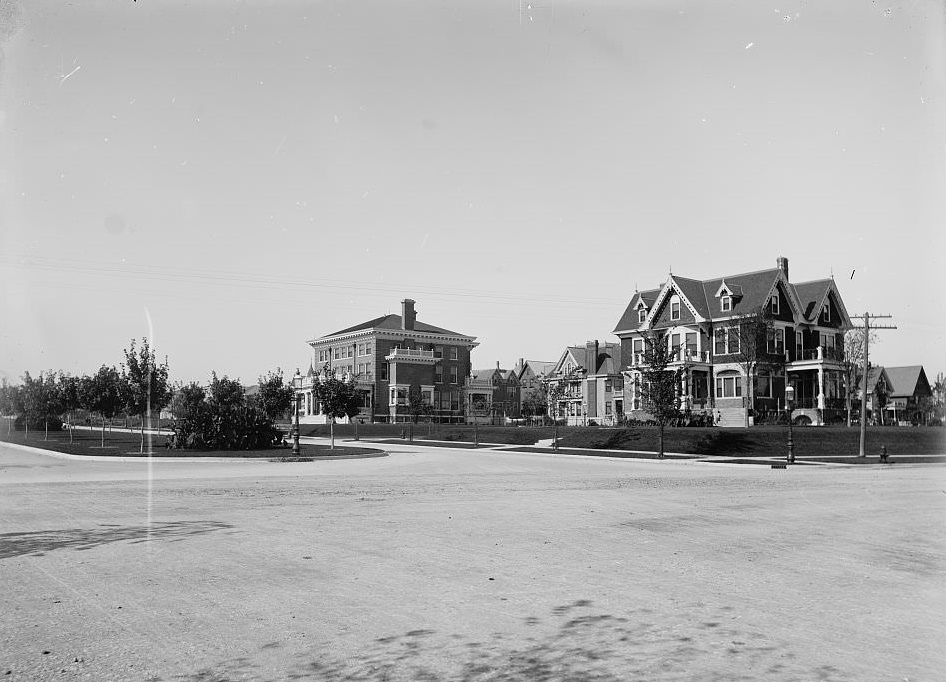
[873,373,889,426]
[58,373,81,443]
[256,368,295,424]
[169,381,206,422]
[0,380,16,435]
[729,308,780,428]
[521,384,548,425]
[406,387,433,425]
[311,367,359,450]
[639,330,681,458]
[121,338,172,454]
[90,365,123,447]
[37,371,64,441]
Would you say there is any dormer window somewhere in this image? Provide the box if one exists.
[670,296,681,321]
[638,308,646,323]
[721,296,732,312]
[770,294,779,315]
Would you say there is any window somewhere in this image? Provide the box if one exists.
[727,327,741,354]
[357,343,364,356]
[450,367,458,384]
[451,391,460,411]
[365,343,372,356]
[450,347,458,360]
[721,296,732,312]
[755,373,773,398]
[421,390,432,404]
[770,294,779,315]
[433,390,440,408]
[715,374,743,398]
[715,328,726,355]
[605,401,612,416]
[435,346,443,358]
[670,297,681,320]
[638,308,646,323]
[671,333,681,355]
[435,366,443,383]
[795,331,803,357]
[380,363,388,381]
[633,338,644,363]
[334,348,340,360]
[822,300,831,323]
[358,363,365,375]
[605,379,613,392]
[766,328,785,354]
[686,332,697,357]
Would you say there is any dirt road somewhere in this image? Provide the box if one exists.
[2,441,944,681]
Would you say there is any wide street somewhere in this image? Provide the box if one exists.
[1,440,944,681]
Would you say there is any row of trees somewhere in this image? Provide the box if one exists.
[0,339,171,451]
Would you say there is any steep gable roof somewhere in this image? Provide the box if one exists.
[701,268,781,320]
[613,288,661,333]
[792,280,832,322]
[884,366,932,399]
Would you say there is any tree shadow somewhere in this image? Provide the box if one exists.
[691,431,758,456]
[0,520,233,559]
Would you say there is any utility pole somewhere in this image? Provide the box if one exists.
[853,312,897,457]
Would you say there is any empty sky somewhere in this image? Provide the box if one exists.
[1,0,944,385]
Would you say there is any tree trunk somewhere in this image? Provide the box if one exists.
[330,418,335,450]
[101,414,106,447]
[69,411,74,443]
[45,418,49,441]
[658,422,665,458]
[745,365,753,428]
[24,420,29,440]
[139,412,145,454]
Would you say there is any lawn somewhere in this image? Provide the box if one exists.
[298,421,946,460]
[0,428,382,458]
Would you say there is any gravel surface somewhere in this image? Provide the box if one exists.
[1,441,944,681]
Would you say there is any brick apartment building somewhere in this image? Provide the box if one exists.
[297,299,477,423]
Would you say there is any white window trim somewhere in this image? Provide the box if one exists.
[670,296,681,321]
[721,296,732,312]
[771,294,779,315]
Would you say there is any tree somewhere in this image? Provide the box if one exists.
[639,330,681,458]
[89,365,123,447]
[121,338,172,454]
[729,308,780,428]
[0,380,16,435]
[14,371,61,439]
[406,387,433,425]
[58,373,81,443]
[521,384,548,425]
[37,371,64,441]
[256,368,295,424]
[170,382,207,422]
[933,371,946,422]
[310,368,359,450]
[841,328,876,427]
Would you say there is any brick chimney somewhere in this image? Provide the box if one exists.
[585,340,599,375]
[401,299,416,330]
[777,256,789,281]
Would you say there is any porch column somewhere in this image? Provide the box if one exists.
[817,367,825,410]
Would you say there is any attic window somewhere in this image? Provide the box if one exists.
[721,296,732,312]
[822,301,831,323]
[770,294,779,315]
[670,296,681,321]
[638,308,646,323]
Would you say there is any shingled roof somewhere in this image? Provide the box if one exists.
[322,314,464,339]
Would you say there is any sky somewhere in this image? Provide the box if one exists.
[1,0,944,386]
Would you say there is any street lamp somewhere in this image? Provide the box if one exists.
[292,369,303,457]
[785,383,795,464]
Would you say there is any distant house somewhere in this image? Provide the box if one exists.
[860,365,933,425]
[513,358,556,421]
[546,341,623,426]
[613,256,851,427]
[466,363,521,424]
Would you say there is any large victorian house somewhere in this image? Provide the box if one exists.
[613,257,851,427]
[298,299,477,423]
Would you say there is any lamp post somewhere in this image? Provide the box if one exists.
[785,383,795,464]
[292,369,302,457]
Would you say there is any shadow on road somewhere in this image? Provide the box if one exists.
[0,520,233,559]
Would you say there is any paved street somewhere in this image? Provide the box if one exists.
[1,441,944,681]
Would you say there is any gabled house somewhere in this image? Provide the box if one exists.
[859,365,933,425]
[546,341,623,426]
[513,358,557,422]
[466,362,521,424]
[613,257,851,427]
[298,299,477,424]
